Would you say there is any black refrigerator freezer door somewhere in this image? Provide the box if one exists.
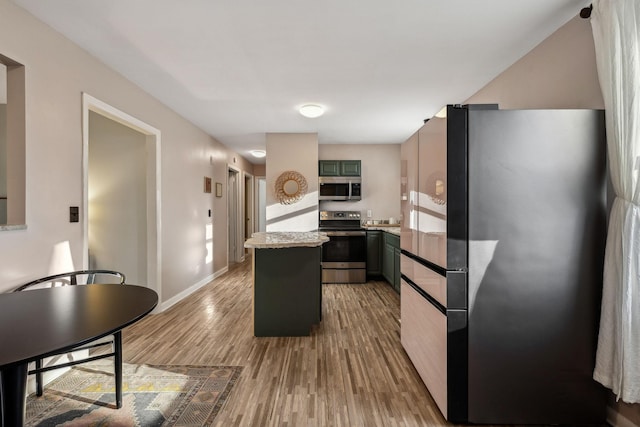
[465,109,607,424]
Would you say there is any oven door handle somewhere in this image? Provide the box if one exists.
[325,231,366,237]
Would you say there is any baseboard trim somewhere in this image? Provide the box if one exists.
[156,266,229,312]
[608,405,639,427]
[214,266,229,280]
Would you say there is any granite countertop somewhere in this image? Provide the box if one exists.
[244,231,329,249]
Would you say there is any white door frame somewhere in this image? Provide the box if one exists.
[82,93,162,306]
[227,165,243,264]
[244,171,254,242]
[255,176,266,232]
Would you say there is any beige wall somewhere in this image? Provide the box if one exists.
[319,144,400,222]
[253,164,265,177]
[0,0,253,307]
[465,16,603,109]
[266,133,318,231]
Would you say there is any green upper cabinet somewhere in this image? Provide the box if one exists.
[340,160,361,176]
[319,160,361,177]
[319,160,341,176]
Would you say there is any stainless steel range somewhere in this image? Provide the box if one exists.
[318,210,366,284]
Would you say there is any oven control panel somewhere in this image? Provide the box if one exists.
[320,210,361,220]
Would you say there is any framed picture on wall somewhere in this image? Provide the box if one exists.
[204,177,212,193]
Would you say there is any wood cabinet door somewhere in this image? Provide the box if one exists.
[382,241,394,284]
[400,131,419,254]
[319,160,340,176]
[401,280,448,419]
[366,231,382,276]
[340,160,361,176]
[393,247,401,291]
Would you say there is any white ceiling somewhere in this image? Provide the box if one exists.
[12,0,590,163]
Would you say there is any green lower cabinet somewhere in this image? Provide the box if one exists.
[253,246,322,336]
[382,242,395,284]
[382,232,400,293]
[366,231,382,277]
[393,247,401,292]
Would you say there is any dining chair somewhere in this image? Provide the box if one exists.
[13,269,126,408]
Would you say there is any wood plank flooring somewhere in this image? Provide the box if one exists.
[121,257,461,426]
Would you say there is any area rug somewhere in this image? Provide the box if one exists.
[25,362,243,427]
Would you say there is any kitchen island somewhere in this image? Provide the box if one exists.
[244,231,329,337]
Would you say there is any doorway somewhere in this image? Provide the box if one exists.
[82,94,161,303]
[88,112,147,285]
[244,172,254,253]
[255,177,266,232]
[228,167,242,265]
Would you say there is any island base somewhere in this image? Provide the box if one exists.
[253,246,322,337]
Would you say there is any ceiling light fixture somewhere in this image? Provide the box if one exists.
[250,150,266,158]
[299,104,324,118]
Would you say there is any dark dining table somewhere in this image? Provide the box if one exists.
[0,283,158,427]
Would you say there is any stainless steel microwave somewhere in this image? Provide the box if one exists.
[319,177,362,201]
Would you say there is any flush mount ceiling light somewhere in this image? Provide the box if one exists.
[299,104,324,118]
[250,150,266,158]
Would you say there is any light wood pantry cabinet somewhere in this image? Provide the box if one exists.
[416,118,447,266]
[400,280,448,418]
[400,132,418,254]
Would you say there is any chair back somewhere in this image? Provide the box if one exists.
[14,270,126,292]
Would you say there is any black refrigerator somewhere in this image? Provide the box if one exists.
[400,104,607,424]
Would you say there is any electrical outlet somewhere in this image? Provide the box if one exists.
[367,209,372,218]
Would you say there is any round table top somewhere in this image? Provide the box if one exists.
[0,284,158,369]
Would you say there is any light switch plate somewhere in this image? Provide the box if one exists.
[70,206,79,223]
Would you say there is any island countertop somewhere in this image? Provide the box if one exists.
[244,231,329,249]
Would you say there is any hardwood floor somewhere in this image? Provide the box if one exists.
[122,257,456,426]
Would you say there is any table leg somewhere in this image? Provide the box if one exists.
[0,362,28,427]
[114,331,122,409]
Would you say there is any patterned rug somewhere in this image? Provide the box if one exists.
[25,362,243,427]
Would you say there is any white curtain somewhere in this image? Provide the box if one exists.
[591,0,640,403]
